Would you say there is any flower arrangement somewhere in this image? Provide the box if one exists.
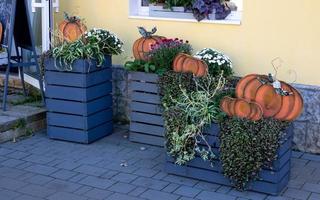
[52,28,123,71]
[195,48,233,77]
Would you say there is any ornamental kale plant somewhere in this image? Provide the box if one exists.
[149,38,192,74]
[52,28,123,71]
[195,48,233,77]
[192,0,231,21]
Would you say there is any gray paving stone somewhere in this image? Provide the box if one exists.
[152,171,168,180]
[23,154,55,165]
[109,182,136,194]
[79,176,116,189]
[0,188,21,200]
[283,188,311,200]
[25,164,58,175]
[19,184,56,198]
[163,175,198,187]
[84,188,113,200]
[197,191,236,200]
[6,151,30,159]
[0,166,26,178]
[128,187,148,197]
[47,191,87,200]
[50,169,78,180]
[112,172,138,183]
[302,183,320,193]
[162,183,181,193]
[1,158,24,167]
[228,189,267,200]
[174,185,201,198]
[74,165,109,176]
[45,179,82,192]
[24,174,54,185]
[140,189,180,200]
[13,194,44,200]
[100,170,119,179]
[194,181,221,191]
[69,173,88,183]
[309,193,320,200]
[132,177,170,190]
[0,176,27,190]
[55,161,82,170]
[0,148,15,156]
[73,185,93,195]
[133,168,159,177]
[106,193,142,200]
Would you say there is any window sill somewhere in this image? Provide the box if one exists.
[128,11,242,25]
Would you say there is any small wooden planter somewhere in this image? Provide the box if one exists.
[128,72,165,146]
[45,56,113,144]
[166,124,294,195]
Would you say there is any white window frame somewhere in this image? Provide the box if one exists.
[129,0,242,25]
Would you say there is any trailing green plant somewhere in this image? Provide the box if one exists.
[124,60,164,74]
[220,117,289,190]
[149,38,192,73]
[160,71,226,165]
[52,28,123,71]
[149,0,193,9]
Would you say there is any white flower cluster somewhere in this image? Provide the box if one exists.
[195,48,232,68]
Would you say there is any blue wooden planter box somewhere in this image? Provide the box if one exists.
[128,72,165,147]
[166,123,294,195]
[44,56,113,144]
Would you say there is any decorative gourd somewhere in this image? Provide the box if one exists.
[173,53,208,77]
[235,74,303,121]
[0,22,3,44]
[132,27,164,61]
[220,97,263,121]
[58,12,87,42]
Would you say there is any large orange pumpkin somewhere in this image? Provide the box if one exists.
[132,27,164,61]
[235,74,303,121]
[0,22,3,44]
[173,53,208,77]
[58,13,87,42]
[220,97,263,121]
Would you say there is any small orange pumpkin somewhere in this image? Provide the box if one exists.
[173,53,208,77]
[132,27,164,61]
[235,74,303,121]
[220,97,263,121]
[58,13,87,42]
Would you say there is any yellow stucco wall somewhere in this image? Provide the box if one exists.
[56,0,320,85]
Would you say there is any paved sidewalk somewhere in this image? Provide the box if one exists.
[0,126,319,200]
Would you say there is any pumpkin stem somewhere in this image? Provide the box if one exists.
[137,26,157,38]
[258,73,293,96]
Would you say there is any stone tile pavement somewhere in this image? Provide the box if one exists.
[0,126,319,200]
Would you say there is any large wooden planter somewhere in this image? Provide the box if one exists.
[166,124,294,195]
[128,72,165,146]
[45,56,113,144]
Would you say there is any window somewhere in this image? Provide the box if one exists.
[129,0,243,25]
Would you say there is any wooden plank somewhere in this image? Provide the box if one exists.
[45,81,112,102]
[47,109,112,130]
[45,56,112,73]
[129,71,159,83]
[131,92,161,105]
[48,121,113,144]
[131,112,164,126]
[131,102,162,115]
[46,95,112,116]
[130,132,164,147]
[45,68,112,88]
[129,81,159,94]
[130,122,164,137]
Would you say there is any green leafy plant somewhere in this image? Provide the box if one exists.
[52,28,123,71]
[160,71,226,165]
[149,0,193,9]
[124,60,165,74]
[220,118,289,190]
[149,38,192,73]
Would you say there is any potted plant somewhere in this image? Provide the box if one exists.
[44,26,123,144]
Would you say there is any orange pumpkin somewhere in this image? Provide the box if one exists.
[220,97,263,121]
[0,22,3,44]
[58,13,87,42]
[132,27,164,61]
[173,53,208,77]
[235,74,303,121]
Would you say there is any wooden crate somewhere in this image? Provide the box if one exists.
[128,72,165,146]
[166,124,294,195]
[45,56,113,144]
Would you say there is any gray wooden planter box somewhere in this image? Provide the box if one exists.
[128,72,165,146]
[149,5,215,20]
[44,56,113,144]
[166,124,294,195]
